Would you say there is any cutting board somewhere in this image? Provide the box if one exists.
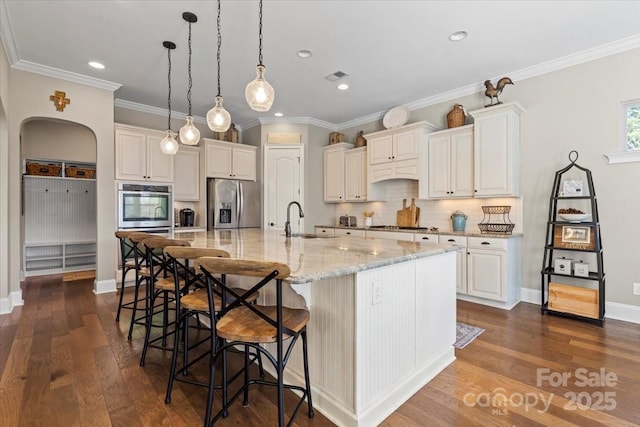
[397,198,420,227]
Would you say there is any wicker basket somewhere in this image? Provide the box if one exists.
[446,104,466,128]
[65,166,96,179]
[355,131,367,147]
[26,162,62,177]
[478,223,515,234]
[329,132,345,145]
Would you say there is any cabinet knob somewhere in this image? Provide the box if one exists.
[270,222,275,226]
[474,189,478,193]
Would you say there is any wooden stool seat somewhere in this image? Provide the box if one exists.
[217,306,310,343]
[180,288,259,312]
[154,276,180,291]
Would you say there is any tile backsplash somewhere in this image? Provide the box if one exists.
[337,180,523,233]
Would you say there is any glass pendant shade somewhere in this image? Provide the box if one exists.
[160,130,179,155]
[179,116,200,145]
[207,96,231,132]
[245,65,275,112]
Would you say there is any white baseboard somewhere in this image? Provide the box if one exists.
[94,278,116,294]
[0,290,24,314]
[520,287,640,325]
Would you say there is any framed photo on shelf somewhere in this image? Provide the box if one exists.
[562,179,583,197]
[553,225,595,250]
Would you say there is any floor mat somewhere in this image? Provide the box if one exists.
[454,322,485,349]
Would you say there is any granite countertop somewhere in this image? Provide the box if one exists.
[168,229,456,284]
[316,225,523,238]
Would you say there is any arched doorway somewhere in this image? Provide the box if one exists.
[20,118,97,279]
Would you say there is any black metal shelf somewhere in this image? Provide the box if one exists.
[541,303,604,326]
[544,244,602,253]
[541,151,605,326]
[541,267,604,281]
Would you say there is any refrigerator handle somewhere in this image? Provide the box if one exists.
[237,182,243,225]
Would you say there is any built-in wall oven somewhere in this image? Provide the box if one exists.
[117,183,172,230]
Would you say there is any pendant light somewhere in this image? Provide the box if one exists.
[179,12,201,146]
[245,0,274,112]
[206,0,231,132]
[160,41,179,155]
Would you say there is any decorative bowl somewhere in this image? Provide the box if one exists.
[558,213,591,222]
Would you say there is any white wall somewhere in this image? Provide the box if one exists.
[22,119,96,162]
[0,38,10,309]
[340,47,640,306]
[7,69,116,301]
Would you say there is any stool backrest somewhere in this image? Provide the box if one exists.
[142,237,190,279]
[194,258,290,280]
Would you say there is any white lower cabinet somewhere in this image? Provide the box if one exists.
[465,236,521,309]
[438,235,467,294]
[365,230,414,241]
[334,228,366,237]
[314,227,335,235]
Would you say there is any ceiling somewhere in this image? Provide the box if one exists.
[2,1,640,129]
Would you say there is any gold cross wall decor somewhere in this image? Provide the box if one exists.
[49,90,70,111]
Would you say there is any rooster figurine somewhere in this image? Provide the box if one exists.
[484,77,514,106]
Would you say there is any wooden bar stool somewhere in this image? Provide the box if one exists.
[164,247,262,427]
[116,231,153,340]
[139,236,190,366]
[196,257,314,427]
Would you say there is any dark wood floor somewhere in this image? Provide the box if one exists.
[1,276,639,426]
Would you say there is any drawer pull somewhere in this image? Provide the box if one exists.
[346,232,351,235]
[481,241,490,245]
[448,239,455,242]
[422,237,430,240]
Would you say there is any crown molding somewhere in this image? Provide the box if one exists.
[240,119,261,130]
[0,0,19,65]
[336,110,386,131]
[405,34,640,113]
[256,116,337,131]
[13,60,122,92]
[114,99,216,127]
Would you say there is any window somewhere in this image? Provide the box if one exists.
[605,100,640,164]
[626,103,640,151]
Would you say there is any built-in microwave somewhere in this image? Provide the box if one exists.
[117,183,172,229]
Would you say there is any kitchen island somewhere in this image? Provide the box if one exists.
[172,229,458,427]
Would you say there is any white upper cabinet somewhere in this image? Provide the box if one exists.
[427,125,474,198]
[173,146,200,201]
[345,147,367,202]
[115,124,174,182]
[204,139,256,181]
[323,143,353,202]
[365,122,434,198]
[469,103,523,197]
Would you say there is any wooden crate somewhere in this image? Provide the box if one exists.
[548,282,599,319]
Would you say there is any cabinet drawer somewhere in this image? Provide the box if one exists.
[334,228,365,237]
[468,236,507,250]
[314,227,335,235]
[366,230,414,241]
[415,233,437,243]
[438,235,467,247]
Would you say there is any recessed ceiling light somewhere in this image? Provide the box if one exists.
[337,83,349,91]
[274,112,283,117]
[88,61,105,69]
[296,49,312,58]
[448,30,468,42]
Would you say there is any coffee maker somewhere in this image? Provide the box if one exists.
[179,208,194,227]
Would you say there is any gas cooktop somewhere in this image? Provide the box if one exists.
[368,225,439,232]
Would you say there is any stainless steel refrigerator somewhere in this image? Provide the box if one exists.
[207,178,261,229]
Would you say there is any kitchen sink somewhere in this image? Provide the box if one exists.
[286,233,338,239]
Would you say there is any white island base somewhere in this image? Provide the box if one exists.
[272,251,457,427]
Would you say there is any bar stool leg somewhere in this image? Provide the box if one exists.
[127,274,145,340]
[115,266,130,322]
[242,347,250,406]
[302,328,314,417]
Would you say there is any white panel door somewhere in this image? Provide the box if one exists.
[232,146,257,181]
[427,134,450,198]
[392,128,419,161]
[265,146,302,232]
[467,249,506,301]
[205,142,233,178]
[450,129,474,197]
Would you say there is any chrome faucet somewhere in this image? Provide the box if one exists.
[285,201,304,237]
